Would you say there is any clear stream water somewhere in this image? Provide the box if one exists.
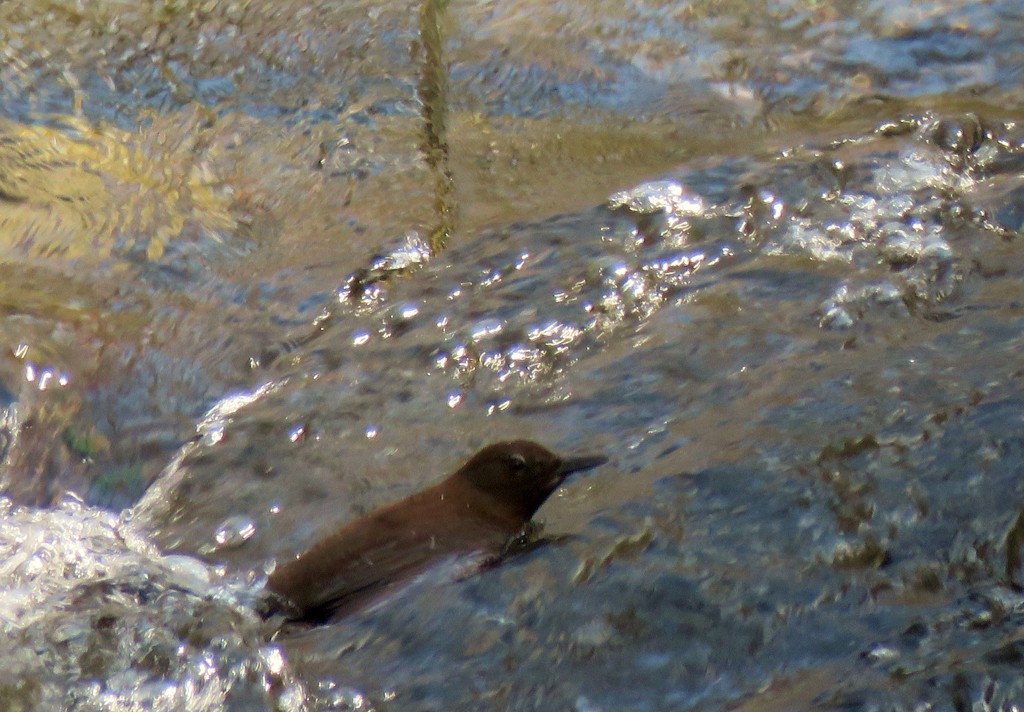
[2,1,1024,710]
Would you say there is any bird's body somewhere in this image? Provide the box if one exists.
[265,440,605,623]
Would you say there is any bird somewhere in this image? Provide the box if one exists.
[265,440,607,624]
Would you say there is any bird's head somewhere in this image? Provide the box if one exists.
[455,440,607,521]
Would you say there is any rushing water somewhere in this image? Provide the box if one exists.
[3,1,1024,710]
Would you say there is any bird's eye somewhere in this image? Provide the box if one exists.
[508,453,527,472]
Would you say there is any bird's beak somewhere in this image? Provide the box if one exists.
[556,454,608,479]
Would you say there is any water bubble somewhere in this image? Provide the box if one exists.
[819,281,908,329]
[380,302,421,338]
[923,114,983,158]
[486,399,511,415]
[467,318,504,342]
[160,554,213,592]
[261,646,285,676]
[862,642,900,665]
[586,257,630,285]
[905,235,960,304]
[526,320,582,350]
[619,270,648,304]
[643,250,704,285]
[607,180,706,217]
[504,345,548,381]
[369,231,431,274]
[478,266,504,288]
[479,350,506,372]
[210,515,257,552]
[878,223,922,270]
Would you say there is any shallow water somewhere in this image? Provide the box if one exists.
[3,1,1024,710]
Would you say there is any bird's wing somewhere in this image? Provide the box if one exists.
[268,504,506,622]
[294,535,445,622]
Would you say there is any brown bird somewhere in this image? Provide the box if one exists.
[265,440,606,623]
